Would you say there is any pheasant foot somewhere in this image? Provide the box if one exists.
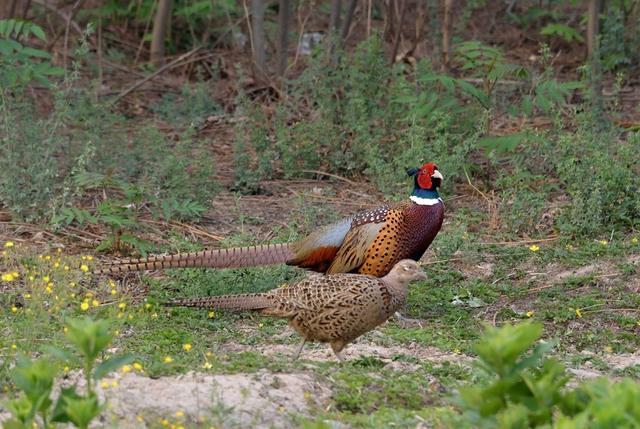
[394,311,425,328]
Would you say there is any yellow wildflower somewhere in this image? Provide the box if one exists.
[208,311,215,318]
[110,289,117,295]
[80,302,89,311]
[528,244,540,252]
[136,415,144,423]
[175,411,185,418]
[2,273,15,282]
[70,282,76,288]
[604,345,613,353]
[57,248,62,253]
[11,306,18,313]
[202,361,213,369]
[92,299,100,307]
[575,308,583,318]
[133,362,143,371]
[45,286,52,294]
[151,312,158,319]
[24,293,31,299]
[599,240,608,246]
[100,381,110,389]
[11,344,17,350]
[205,351,213,357]
[80,264,89,273]
[86,255,94,261]
[121,365,132,373]
[11,271,18,278]
[182,343,192,352]
[63,366,70,373]
[53,262,60,268]
[160,419,169,426]
[44,255,51,261]
[118,302,126,310]
[632,237,638,245]
[303,391,312,400]
[117,312,124,319]
[163,356,173,363]
[110,380,118,388]
[144,303,152,309]
[64,326,68,333]
[43,276,50,283]
[526,310,534,318]
[128,314,133,320]
[4,241,14,248]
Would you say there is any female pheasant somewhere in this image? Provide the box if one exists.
[166,259,428,360]
[97,163,444,277]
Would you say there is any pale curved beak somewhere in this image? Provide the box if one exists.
[431,170,443,181]
[416,270,428,281]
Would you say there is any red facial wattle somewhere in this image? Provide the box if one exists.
[417,173,432,189]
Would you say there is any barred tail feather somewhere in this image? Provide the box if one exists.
[94,243,294,275]
[165,293,272,311]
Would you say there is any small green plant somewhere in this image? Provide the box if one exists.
[3,317,134,429]
[540,23,584,43]
[0,19,63,89]
[453,322,640,428]
[454,41,528,114]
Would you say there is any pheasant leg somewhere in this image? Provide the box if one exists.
[293,339,307,361]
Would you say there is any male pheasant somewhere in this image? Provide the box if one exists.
[166,259,428,360]
[96,163,444,277]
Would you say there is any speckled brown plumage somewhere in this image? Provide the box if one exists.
[166,259,428,360]
[94,163,444,279]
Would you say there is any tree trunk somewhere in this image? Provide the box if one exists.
[7,0,18,18]
[340,0,358,42]
[390,0,407,63]
[329,0,342,34]
[587,0,600,59]
[150,0,173,66]
[251,0,267,76]
[277,0,290,76]
[442,0,454,71]
[22,0,32,18]
[587,0,603,107]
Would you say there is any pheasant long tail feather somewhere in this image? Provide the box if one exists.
[165,293,273,311]
[94,243,294,274]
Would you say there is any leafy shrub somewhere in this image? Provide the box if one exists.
[555,128,640,235]
[238,36,481,196]
[0,19,63,89]
[452,322,640,428]
[0,25,217,225]
[151,82,222,128]
[4,317,134,429]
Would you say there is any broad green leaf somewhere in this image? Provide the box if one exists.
[93,354,136,380]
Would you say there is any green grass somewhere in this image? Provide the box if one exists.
[1,219,639,427]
